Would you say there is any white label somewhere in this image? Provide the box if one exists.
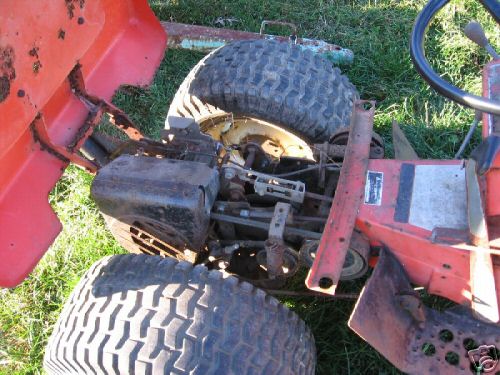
[364,171,383,205]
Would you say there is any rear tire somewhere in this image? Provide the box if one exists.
[167,39,358,142]
[44,254,316,375]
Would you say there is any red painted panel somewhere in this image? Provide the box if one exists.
[0,0,166,287]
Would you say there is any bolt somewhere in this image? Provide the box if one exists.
[224,167,236,179]
[217,260,228,270]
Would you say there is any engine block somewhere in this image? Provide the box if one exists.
[92,155,219,254]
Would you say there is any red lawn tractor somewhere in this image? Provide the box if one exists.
[1,0,500,374]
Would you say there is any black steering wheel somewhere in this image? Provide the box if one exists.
[410,0,500,115]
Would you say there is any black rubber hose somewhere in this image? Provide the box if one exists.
[479,0,500,24]
[410,0,500,115]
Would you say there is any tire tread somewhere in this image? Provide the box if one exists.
[167,39,358,142]
[44,254,315,374]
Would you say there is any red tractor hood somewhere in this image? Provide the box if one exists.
[0,0,166,287]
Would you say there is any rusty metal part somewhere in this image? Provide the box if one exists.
[218,240,266,248]
[265,202,291,279]
[0,44,15,103]
[226,143,261,202]
[103,214,196,262]
[238,169,306,203]
[202,115,314,162]
[68,64,144,141]
[466,159,499,323]
[306,100,375,294]
[313,142,384,161]
[392,120,419,160]
[214,202,327,223]
[228,183,246,202]
[100,118,221,166]
[348,249,500,375]
[319,174,338,215]
[30,113,98,172]
[208,238,299,288]
[162,21,354,65]
[110,136,219,167]
[240,142,270,170]
[92,155,220,252]
[299,231,370,281]
[314,127,383,187]
[268,202,291,240]
[256,247,300,279]
[326,127,384,158]
[264,242,285,278]
[210,212,322,240]
[329,127,384,146]
[395,292,426,325]
[243,145,257,169]
[304,191,333,203]
[29,67,123,172]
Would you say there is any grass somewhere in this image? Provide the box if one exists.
[0,0,499,374]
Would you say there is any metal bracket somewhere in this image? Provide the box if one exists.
[349,249,500,374]
[237,169,306,203]
[260,20,298,44]
[306,100,375,294]
[268,202,290,240]
[392,120,419,160]
[266,202,291,279]
[30,113,99,173]
[28,64,147,174]
[68,64,144,141]
[163,116,215,143]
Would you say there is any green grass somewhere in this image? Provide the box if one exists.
[1,1,499,374]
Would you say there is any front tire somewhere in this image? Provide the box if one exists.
[44,254,316,375]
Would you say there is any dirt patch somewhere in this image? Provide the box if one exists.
[28,47,39,58]
[65,0,85,20]
[33,61,42,74]
[0,45,15,103]
[0,76,10,102]
[28,47,42,74]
